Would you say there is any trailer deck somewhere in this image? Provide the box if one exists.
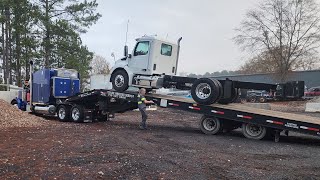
[147,93,320,137]
[60,89,320,141]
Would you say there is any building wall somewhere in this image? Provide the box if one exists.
[213,70,320,89]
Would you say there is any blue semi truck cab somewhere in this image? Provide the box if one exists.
[29,68,80,115]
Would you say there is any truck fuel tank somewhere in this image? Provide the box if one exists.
[34,105,56,115]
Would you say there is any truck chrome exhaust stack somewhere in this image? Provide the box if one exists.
[175,37,182,75]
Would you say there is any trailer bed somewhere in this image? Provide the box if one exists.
[63,89,320,138]
[147,93,320,137]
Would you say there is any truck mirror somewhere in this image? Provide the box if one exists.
[124,45,128,57]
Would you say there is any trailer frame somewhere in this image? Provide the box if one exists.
[56,89,320,142]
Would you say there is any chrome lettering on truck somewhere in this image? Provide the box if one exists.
[284,123,299,129]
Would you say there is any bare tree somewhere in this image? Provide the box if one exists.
[239,50,279,74]
[90,55,110,75]
[234,0,320,81]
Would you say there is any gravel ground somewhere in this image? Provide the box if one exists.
[1,105,320,179]
[0,100,49,129]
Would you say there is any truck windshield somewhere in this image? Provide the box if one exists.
[134,41,149,56]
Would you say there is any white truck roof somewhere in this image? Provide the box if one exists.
[136,36,177,45]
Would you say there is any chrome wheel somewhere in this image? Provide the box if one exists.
[72,108,80,121]
[58,108,66,120]
[195,83,212,100]
[115,74,125,88]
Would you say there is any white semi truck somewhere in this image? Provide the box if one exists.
[109,36,304,105]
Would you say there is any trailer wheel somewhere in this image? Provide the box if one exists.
[200,116,222,135]
[242,123,267,140]
[191,78,221,105]
[70,105,84,123]
[111,70,129,92]
[57,105,70,122]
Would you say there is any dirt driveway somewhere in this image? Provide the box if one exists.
[1,109,320,180]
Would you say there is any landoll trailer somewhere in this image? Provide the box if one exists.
[55,89,320,142]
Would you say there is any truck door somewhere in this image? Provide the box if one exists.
[128,41,150,74]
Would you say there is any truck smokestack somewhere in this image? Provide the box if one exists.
[175,37,182,75]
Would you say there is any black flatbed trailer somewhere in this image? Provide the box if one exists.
[56,89,320,142]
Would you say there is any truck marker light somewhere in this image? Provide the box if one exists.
[300,126,319,132]
[168,103,179,107]
[188,106,201,110]
[266,120,284,125]
[211,110,225,115]
[237,115,252,119]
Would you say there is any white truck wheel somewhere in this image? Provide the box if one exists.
[111,70,129,92]
[191,78,222,105]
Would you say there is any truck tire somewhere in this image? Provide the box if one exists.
[200,116,222,135]
[11,100,18,109]
[70,105,84,123]
[259,97,267,103]
[218,88,239,104]
[57,105,70,122]
[191,78,222,105]
[111,70,129,92]
[242,123,267,140]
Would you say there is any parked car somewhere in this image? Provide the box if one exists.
[304,86,320,97]
[246,90,273,103]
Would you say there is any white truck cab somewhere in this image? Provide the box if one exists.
[110,36,182,92]
[110,36,239,105]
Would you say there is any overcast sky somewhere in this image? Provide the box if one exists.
[81,0,258,74]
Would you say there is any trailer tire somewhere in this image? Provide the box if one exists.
[70,105,84,123]
[242,123,267,140]
[191,78,221,105]
[57,105,70,122]
[200,116,222,135]
[111,70,129,92]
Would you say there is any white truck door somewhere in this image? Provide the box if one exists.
[128,41,150,74]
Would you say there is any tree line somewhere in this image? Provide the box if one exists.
[0,0,101,87]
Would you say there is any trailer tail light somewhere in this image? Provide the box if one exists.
[189,106,201,110]
[237,115,252,119]
[300,126,319,132]
[266,120,284,125]
[168,103,179,107]
[211,110,225,115]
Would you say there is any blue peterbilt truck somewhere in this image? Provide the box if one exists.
[29,67,80,115]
